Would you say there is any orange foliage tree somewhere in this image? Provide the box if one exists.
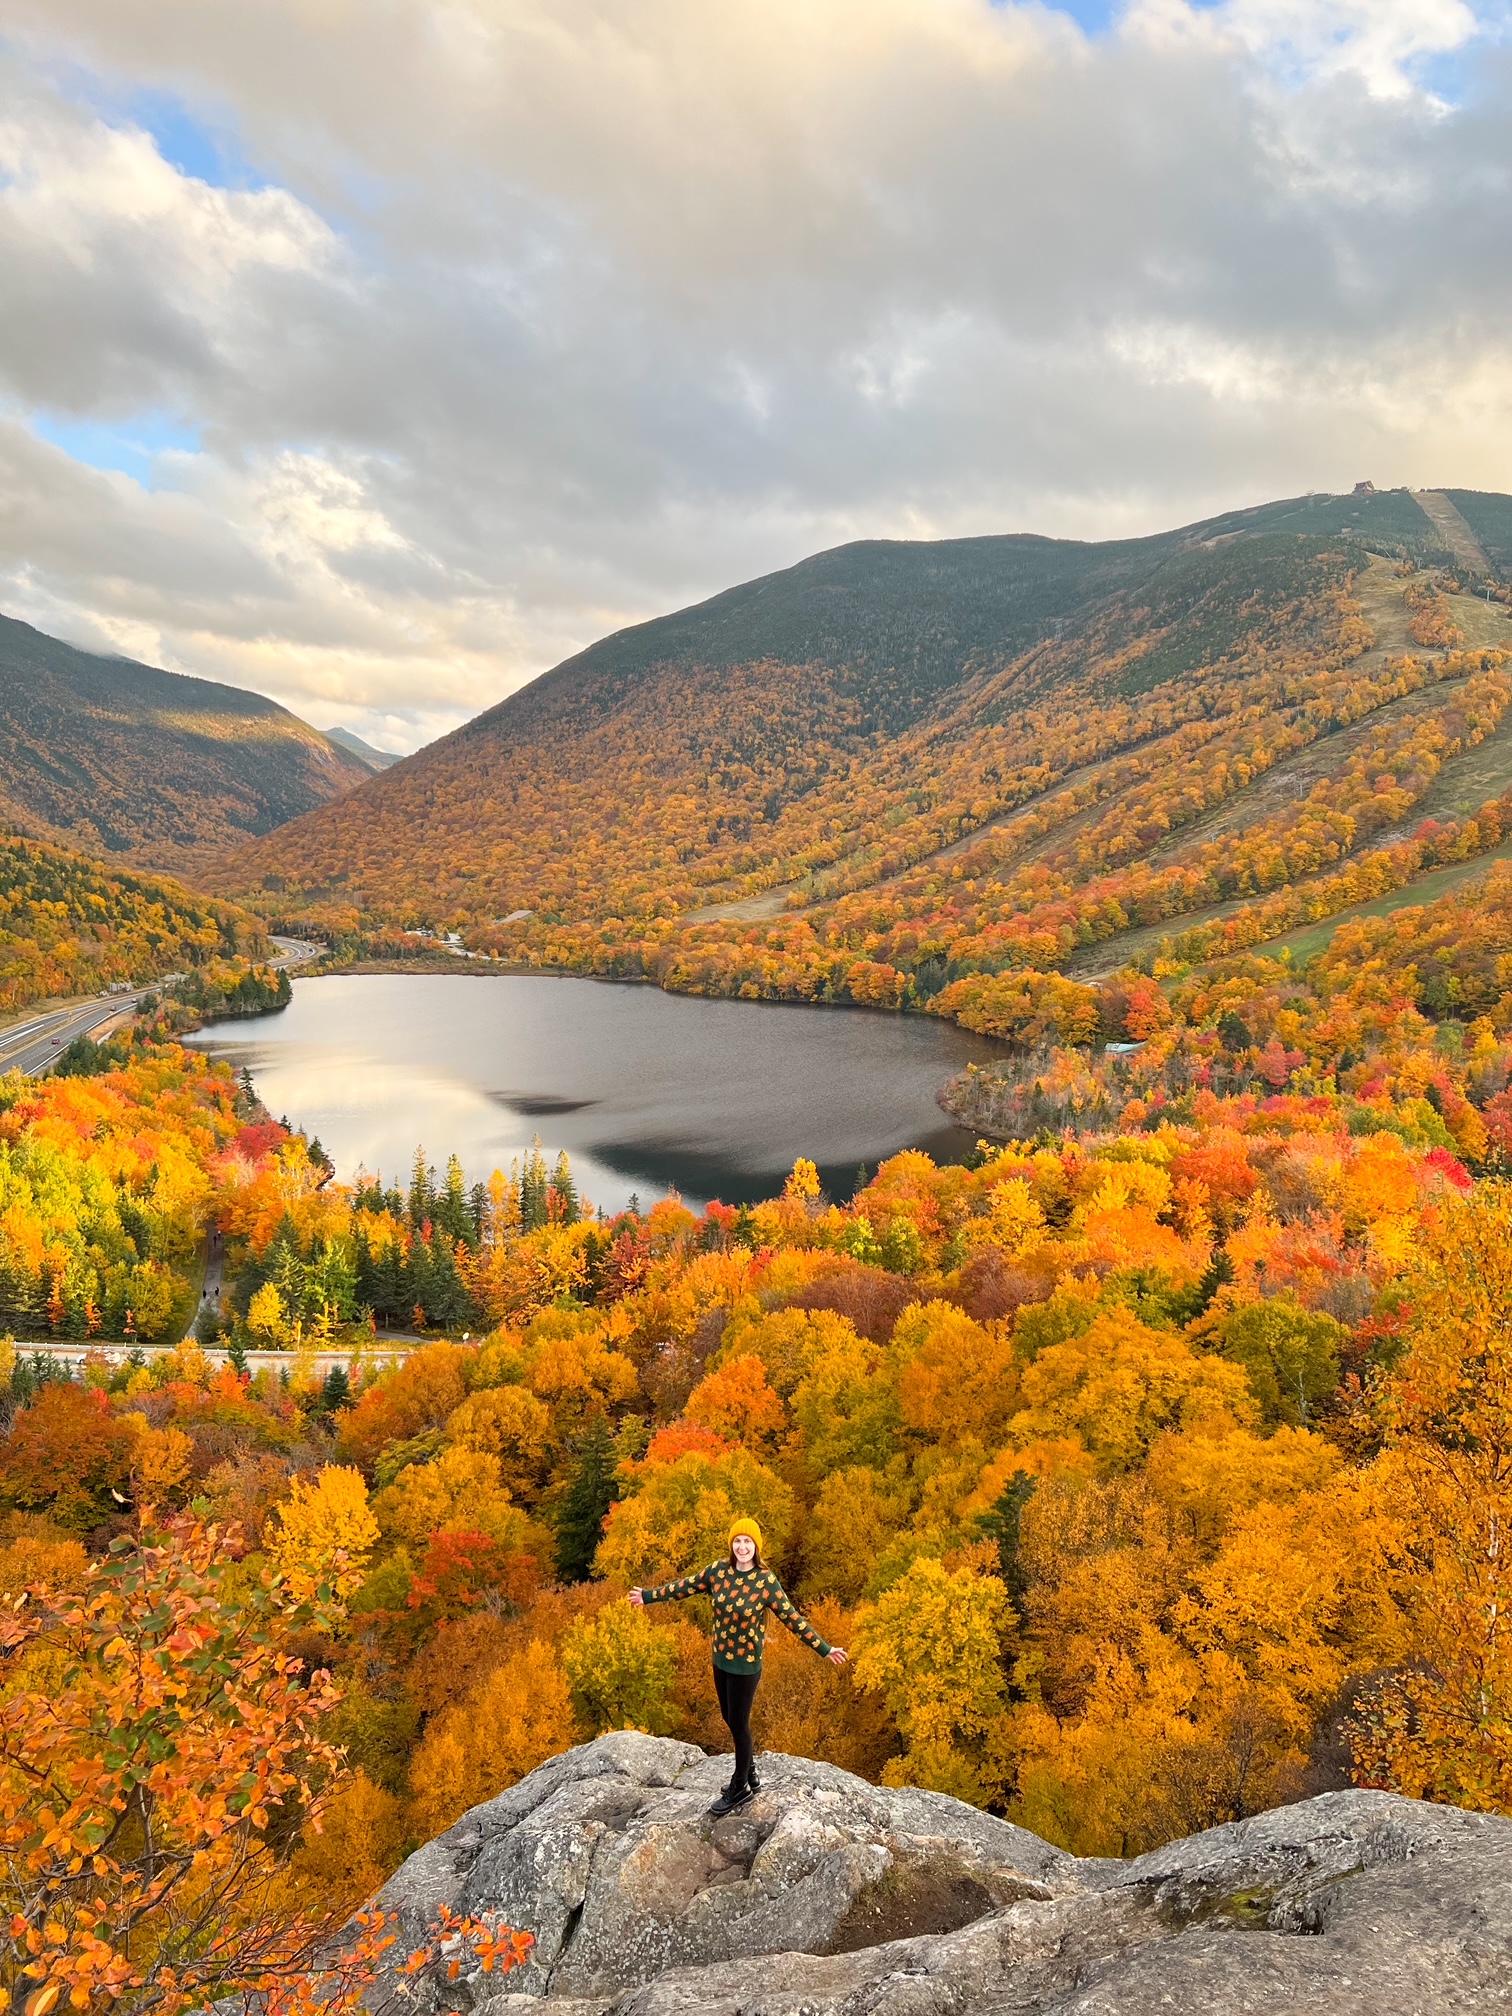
[0,1516,532,2016]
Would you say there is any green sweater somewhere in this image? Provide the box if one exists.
[641,1561,833,1675]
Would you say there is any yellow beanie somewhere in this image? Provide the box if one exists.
[728,1516,762,1552]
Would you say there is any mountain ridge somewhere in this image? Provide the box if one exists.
[203,488,1512,1005]
[327,725,401,770]
[0,611,372,872]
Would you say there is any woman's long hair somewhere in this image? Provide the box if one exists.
[728,1536,765,1571]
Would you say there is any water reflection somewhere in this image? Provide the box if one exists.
[185,973,1001,1213]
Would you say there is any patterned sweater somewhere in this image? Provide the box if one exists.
[641,1561,833,1675]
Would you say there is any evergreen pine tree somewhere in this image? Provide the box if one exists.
[322,1364,352,1411]
[520,1137,550,1231]
[372,1237,404,1327]
[551,1150,580,1226]
[436,1155,474,1245]
[423,1235,474,1330]
[408,1146,435,1231]
[555,1413,616,1582]
[403,1237,433,1325]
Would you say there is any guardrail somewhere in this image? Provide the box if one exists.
[5,1339,432,1376]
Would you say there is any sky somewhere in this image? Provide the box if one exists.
[0,1,1509,753]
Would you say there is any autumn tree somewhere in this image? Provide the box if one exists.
[594,1445,795,1585]
[268,1464,381,1598]
[1351,1185,1512,1809]
[1209,1296,1345,1428]
[0,1382,138,1531]
[852,1557,1014,1806]
[560,1604,677,1735]
[407,1640,577,1837]
[0,1517,534,2016]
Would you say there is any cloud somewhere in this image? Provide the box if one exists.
[0,1,1508,748]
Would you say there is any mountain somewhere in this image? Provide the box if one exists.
[326,725,401,770]
[208,487,1512,1008]
[0,831,266,1016]
[373,1733,1509,2013]
[0,613,372,872]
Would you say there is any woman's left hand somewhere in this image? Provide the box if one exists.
[826,1647,849,1665]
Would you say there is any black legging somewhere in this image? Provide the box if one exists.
[713,1666,760,1785]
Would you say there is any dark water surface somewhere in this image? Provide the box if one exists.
[185,973,1000,1212]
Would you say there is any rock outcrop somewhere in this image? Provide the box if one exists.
[373,1733,1512,2014]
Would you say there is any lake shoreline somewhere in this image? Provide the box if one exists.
[310,953,993,1027]
[188,970,993,1211]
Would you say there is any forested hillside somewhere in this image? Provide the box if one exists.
[4,1026,1511,1945]
[211,491,1512,1027]
[0,613,370,870]
[0,835,268,1014]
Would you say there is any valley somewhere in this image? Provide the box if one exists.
[7,486,1512,2000]
[9,8,1512,2005]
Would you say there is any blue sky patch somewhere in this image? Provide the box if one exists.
[31,411,202,487]
[121,89,267,191]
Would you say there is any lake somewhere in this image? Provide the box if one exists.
[185,972,1001,1213]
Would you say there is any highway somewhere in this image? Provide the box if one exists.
[0,934,320,1079]
[0,991,146,1076]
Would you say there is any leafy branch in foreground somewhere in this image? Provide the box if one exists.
[0,1517,530,2016]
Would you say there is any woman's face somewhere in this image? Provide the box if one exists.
[731,1534,757,1569]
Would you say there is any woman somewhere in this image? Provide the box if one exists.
[630,1517,848,1814]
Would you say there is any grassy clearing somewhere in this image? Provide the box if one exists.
[1252,841,1512,964]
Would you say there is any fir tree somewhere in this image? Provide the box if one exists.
[555,1413,616,1583]
[976,1471,1037,1623]
[408,1146,436,1231]
[520,1137,550,1232]
[436,1154,474,1246]
[550,1150,580,1225]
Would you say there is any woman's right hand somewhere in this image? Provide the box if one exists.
[628,1587,645,1606]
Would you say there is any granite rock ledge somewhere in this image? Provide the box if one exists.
[371,1731,1512,2015]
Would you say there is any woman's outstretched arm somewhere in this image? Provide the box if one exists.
[630,1561,715,1607]
[764,1576,849,1664]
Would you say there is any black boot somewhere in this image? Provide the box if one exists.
[709,1774,755,1817]
[746,1762,762,1793]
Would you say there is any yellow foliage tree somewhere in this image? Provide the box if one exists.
[853,1557,1013,1806]
[890,1300,1019,1447]
[374,1445,534,1551]
[800,1467,913,1606]
[789,1332,901,1479]
[446,1384,555,1503]
[560,1604,677,1735]
[125,1420,195,1508]
[247,1281,289,1347]
[595,1447,795,1585]
[1351,1186,1512,1809]
[289,1767,405,1913]
[1010,1308,1257,1472]
[267,1465,380,1599]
